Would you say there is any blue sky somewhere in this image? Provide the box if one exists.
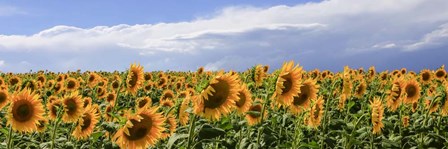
[0,0,447,72]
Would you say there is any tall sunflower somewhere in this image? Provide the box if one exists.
[371,98,384,134]
[420,69,432,85]
[193,72,239,121]
[235,84,253,115]
[307,97,324,128]
[289,79,319,114]
[435,65,446,81]
[272,61,303,107]
[126,63,144,95]
[113,107,165,149]
[62,91,84,123]
[254,65,267,87]
[403,79,421,104]
[72,105,99,140]
[386,79,404,111]
[0,89,9,110]
[7,89,45,133]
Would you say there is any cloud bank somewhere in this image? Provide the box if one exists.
[1,0,448,72]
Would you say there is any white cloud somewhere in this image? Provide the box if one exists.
[1,0,448,72]
[405,23,448,51]
[0,60,4,67]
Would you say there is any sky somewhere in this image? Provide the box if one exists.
[0,0,447,73]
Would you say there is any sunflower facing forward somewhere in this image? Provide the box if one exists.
[235,84,253,115]
[72,105,99,140]
[193,72,240,121]
[272,61,303,107]
[62,91,84,123]
[113,107,165,149]
[126,63,144,95]
[289,79,319,114]
[403,79,421,104]
[7,89,45,133]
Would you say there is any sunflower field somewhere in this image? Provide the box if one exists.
[0,61,448,149]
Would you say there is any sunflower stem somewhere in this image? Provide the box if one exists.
[187,115,197,149]
[6,125,13,149]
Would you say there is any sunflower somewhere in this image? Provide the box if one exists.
[126,63,144,95]
[144,72,153,81]
[161,114,177,139]
[83,97,92,108]
[290,79,319,114]
[65,77,80,92]
[47,99,62,120]
[371,98,384,134]
[106,92,116,104]
[46,80,55,88]
[441,95,448,116]
[96,86,107,99]
[111,80,121,91]
[36,119,48,132]
[157,77,168,89]
[0,90,9,110]
[37,75,46,85]
[424,99,439,114]
[53,82,64,94]
[62,91,84,123]
[178,97,191,126]
[403,79,421,104]
[354,80,367,98]
[420,69,432,85]
[272,61,303,107]
[72,105,99,140]
[104,104,114,121]
[56,74,65,83]
[368,66,376,80]
[113,107,165,149]
[87,72,99,88]
[9,76,21,86]
[254,65,267,87]
[7,89,45,133]
[159,98,174,108]
[137,97,152,109]
[193,72,239,121]
[235,84,253,115]
[246,100,266,126]
[161,89,175,100]
[386,79,404,112]
[338,93,347,111]
[144,82,153,92]
[307,97,324,128]
[435,65,446,81]
[197,67,204,75]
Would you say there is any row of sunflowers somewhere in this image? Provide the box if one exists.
[0,61,447,148]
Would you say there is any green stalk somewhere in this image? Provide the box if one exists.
[187,115,197,149]
[6,125,13,149]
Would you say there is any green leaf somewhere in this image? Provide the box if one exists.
[167,133,189,149]
[198,124,226,140]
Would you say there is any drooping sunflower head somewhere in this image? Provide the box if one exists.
[254,65,267,87]
[307,97,324,129]
[290,79,319,114]
[178,97,191,126]
[403,79,421,104]
[370,97,384,134]
[161,113,177,139]
[273,61,303,107]
[157,77,168,89]
[103,104,114,121]
[420,69,432,84]
[7,89,45,133]
[62,91,84,123]
[126,63,144,95]
[96,86,107,99]
[386,79,404,112]
[402,116,410,128]
[193,72,240,121]
[235,84,253,115]
[113,107,165,149]
[0,89,9,110]
[72,105,99,140]
[354,80,367,98]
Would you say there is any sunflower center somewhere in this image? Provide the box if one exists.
[356,84,365,95]
[0,92,7,103]
[248,104,262,118]
[10,78,19,86]
[67,80,76,89]
[204,80,230,109]
[89,75,95,82]
[293,85,310,106]
[405,85,416,98]
[138,99,148,108]
[436,70,445,78]
[281,74,293,94]
[125,115,152,141]
[65,98,78,115]
[422,72,430,81]
[106,94,115,102]
[81,114,92,131]
[128,72,138,87]
[13,101,33,122]
[236,91,246,107]
[112,81,119,89]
